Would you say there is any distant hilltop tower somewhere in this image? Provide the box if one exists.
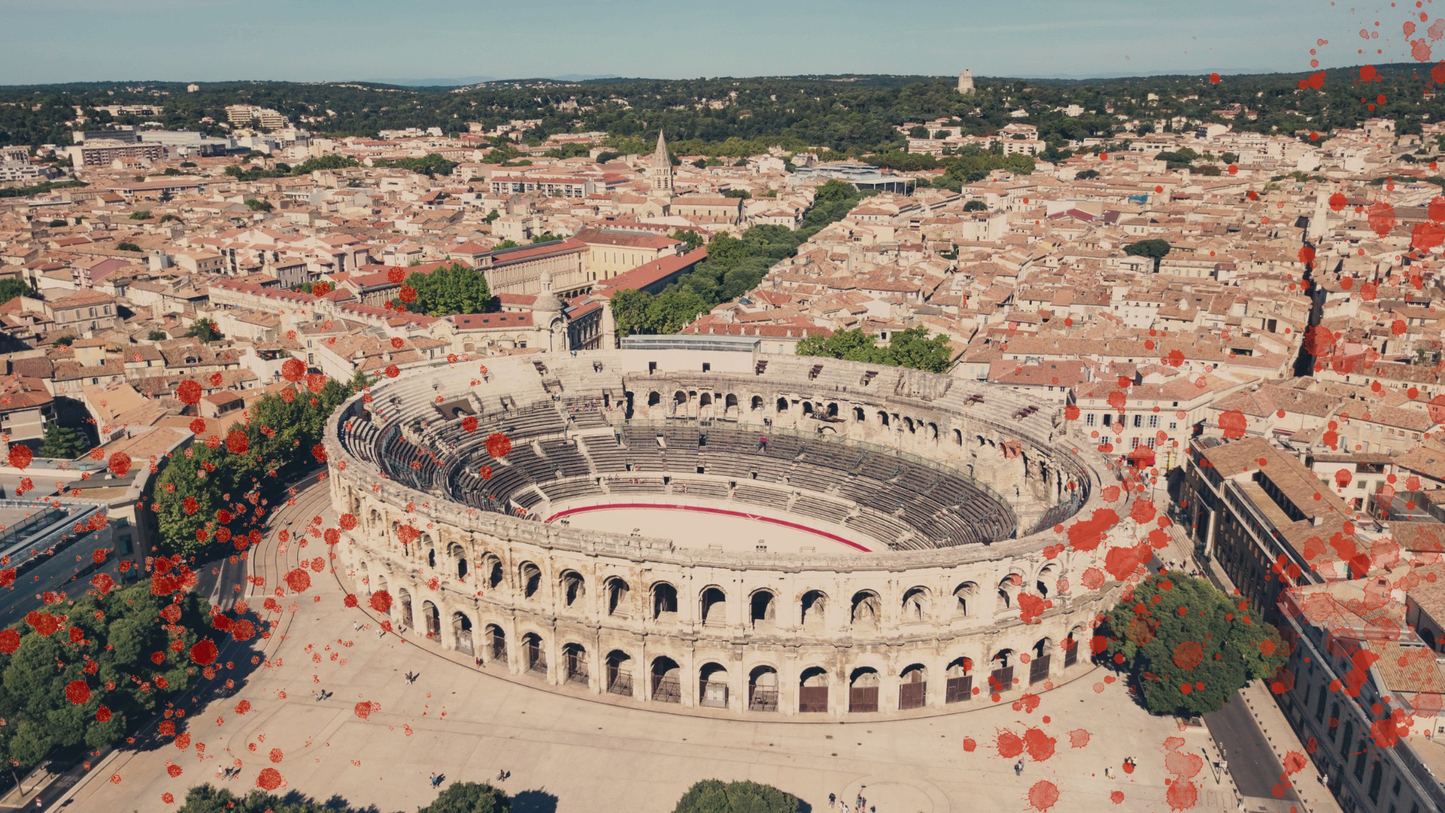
[958,69,975,96]
[649,131,674,196]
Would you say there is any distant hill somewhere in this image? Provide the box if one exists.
[364,74,620,87]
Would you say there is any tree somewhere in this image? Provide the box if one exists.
[392,263,496,317]
[908,125,929,138]
[1098,574,1287,717]
[243,198,273,212]
[798,327,952,372]
[1123,239,1172,272]
[422,782,511,813]
[610,288,653,339]
[0,278,35,305]
[129,210,151,220]
[47,218,66,227]
[116,241,141,252]
[37,424,86,459]
[185,318,222,343]
[670,229,704,252]
[1075,169,1100,180]
[54,334,76,346]
[962,199,988,212]
[148,329,168,341]
[672,780,799,813]
[495,239,519,250]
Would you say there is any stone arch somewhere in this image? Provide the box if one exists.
[698,662,729,708]
[559,570,586,609]
[520,631,547,676]
[850,590,881,629]
[651,581,678,620]
[798,666,829,713]
[826,402,839,418]
[1030,637,1054,685]
[561,642,588,685]
[452,611,473,655]
[482,554,503,590]
[699,585,727,626]
[1035,563,1058,597]
[848,666,881,713]
[927,422,939,440]
[800,590,828,632]
[997,573,1022,610]
[899,663,928,710]
[604,576,631,617]
[357,560,370,593]
[396,587,414,631]
[945,657,974,703]
[427,547,437,569]
[750,395,764,412]
[953,581,978,617]
[748,664,779,711]
[749,589,777,630]
[990,648,1016,694]
[421,599,440,640]
[904,416,916,434]
[853,406,866,422]
[953,428,963,446]
[449,543,467,579]
[802,401,814,417]
[650,656,681,703]
[647,391,661,407]
[484,623,506,665]
[901,586,930,622]
[699,392,713,408]
[877,410,890,427]
[605,650,634,696]
[776,396,789,413]
[725,393,739,415]
[518,561,542,599]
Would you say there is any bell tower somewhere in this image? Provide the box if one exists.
[649,131,674,196]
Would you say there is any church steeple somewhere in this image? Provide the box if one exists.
[649,130,673,196]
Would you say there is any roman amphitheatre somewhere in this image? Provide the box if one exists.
[325,347,1137,718]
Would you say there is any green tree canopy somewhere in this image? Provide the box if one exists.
[422,781,511,813]
[1098,573,1288,716]
[962,199,988,212]
[38,424,86,459]
[392,263,497,317]
[0,582,211,774]
[1123,239,1172,272]
[672,779,800,813]
[0,277,35,305]
[185,318,223,343]
[670,229,704,252]
[243,198,272,212]
[797,326,952,373]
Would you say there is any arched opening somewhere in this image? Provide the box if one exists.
[1064,627,1084,668]
[647,391,661,407]
[877,410,890,427]
[799,666,829,713]
[997,574,1020,611]
[750,395,764,412]
[560,570,585,609]
[953,428,963,446]
[826,402,839,418]
[651,582,678,621]
[519,562,542,600]
[484,624,506,665]
[849,667,880,713]
[521,632,547,677]
[953,582,978,617]
[748,665,779,711]
[945,657,973,703]
[357,560,370,594]
[699,392,713,408]
[699,662,729,708]
[605,650,633,696]
[901,587,930,622]
[562,642,588,685]
[800,590,827,632]
[451,543,467,579]
[904,416,916,434]
[650,656,681,703]
[605,577,631,617]
[673,390,687,406]
[899,664,927,710]
[927,422,939,440]
[749,590,776,631]
[776,397,789,413]
[452,612,473,655]
[725,393,739,414]
[1030,638,1054,685]
[396,588,414,632]
[700,586,727,626]
[421,600,440,640]
[482,555,503,590]
[1035,564,1057,597]
[427,548,436,569]
[802,401,814,417]
[850,590,881,629]
[990,649,1016,694]
[853,406,865,422]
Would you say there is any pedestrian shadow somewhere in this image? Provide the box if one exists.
[511,788,559,813]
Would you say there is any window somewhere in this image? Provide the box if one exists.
[1131,437,1141,449]
[1103,414,1112,426]
[1148,414,1159,428]
[1353,745,1367,782]
[1169,422,1177,430]
[1369,761,1383,801]
[1147,438,1156,449]
[1086,413,1097,427]
[1133,415,1142,428]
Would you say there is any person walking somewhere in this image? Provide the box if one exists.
[828,793,836,808]
[1015,759,1024,775]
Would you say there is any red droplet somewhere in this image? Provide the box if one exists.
[1028,780,1061,811]
[285,568,311,593]
[177,379,202,405]
[65,680,91,705]
[190,639,218,666]
[1209,72,1221,83]
[255,767,283,791]
[355,701,374,720]
[8,445,31,471]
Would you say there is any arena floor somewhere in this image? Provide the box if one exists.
[544,500,874,554]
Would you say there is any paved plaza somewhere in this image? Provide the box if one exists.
[56,483,1250,813]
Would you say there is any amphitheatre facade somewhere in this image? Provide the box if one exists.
[325,348,1138,718]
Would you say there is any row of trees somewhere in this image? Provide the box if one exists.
[174,778,799,813]
[372,152,458,177]
[389,263,498,317]
[0,583,212,775]
[610,180,865,338]
[154,374,364,558]
[222,154,359,182]
[795,327,954,374]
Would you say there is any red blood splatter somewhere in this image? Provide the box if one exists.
[1165,750,1204,778]
[1104,544,1145,582]
[388,266,406,284]
[97,706,112,722]
[462,416,479,433]
[1367,201,1396,237]
[339,513,358,531]
[90,572,115,595]
[1166,780,1197,810]
[1218,410,1247,439]
[1080,567,1105,590]
[355,701,374,720]
[166,763,182,778]
[255,768,283,791]
[1209,72,1220,83]
[1174,640,1204,670]
[281,358,306,382]
[1027,780,1060,811]
[65,680,91,705]
[107,452,131,477]
[997,729,1025,758]
[370,590,392,613]
[8,445,31,470]
[1024,728,1056,761]
[177,380,202,405]
[486,432,512,459]
[1067,509,1120,552]
[26,612,59,636]
[162,792,174,804]
[284,568,311,593]
[268,748,283,763]
[343,594,358,608]
[1329,192,1347,211]
[1110,790,1125,804]
[230,619,255,641]
[0,568,14,588]
[1069,729,1090,748]
[190,639,218,666]
[234,699,251,715]
[1018,592,1048,624]
[226,431,248,455]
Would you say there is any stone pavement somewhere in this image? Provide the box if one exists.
[56,481,1245,813]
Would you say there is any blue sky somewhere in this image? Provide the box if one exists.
[0,0,1395,84]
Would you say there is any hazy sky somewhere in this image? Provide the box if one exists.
[0,0,1405,84]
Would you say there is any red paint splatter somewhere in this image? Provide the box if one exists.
[190,639,218,666]
[7,445,31,470]
[1018,592,1048,624]
[1067,509,1120,552]
[1027,780,1060,811]
[284,568,311,593]
[370,590,392,613]
[65,680,91,705]
[107,452,131,477]
[486,432,512,459]
[1069,729,1091,748]
[255,767,283,791]
[1166,781,1197,810]
[1024,728,1057,761]
[1218,410,1247,439]
[355,701,374,720]
[997,729,1025,758]
[1110,790,1125,804]
[1173,640,1204,670]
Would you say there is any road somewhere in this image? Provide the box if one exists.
[1205,689,1299,803]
